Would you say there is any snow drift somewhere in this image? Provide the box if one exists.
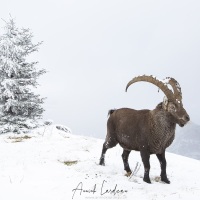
[0,125,199,200]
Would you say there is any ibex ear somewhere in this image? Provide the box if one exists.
[163,96,168,110]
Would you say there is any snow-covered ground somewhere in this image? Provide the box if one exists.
[0,125,200,200]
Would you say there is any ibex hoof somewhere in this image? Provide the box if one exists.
[143,178,151,184]
[125,171,132,177]
[161,177,170,184]
[99,161,105,166]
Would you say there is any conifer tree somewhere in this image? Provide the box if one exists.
[0,18,46,133]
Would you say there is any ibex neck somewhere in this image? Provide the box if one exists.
[149,109,176,154]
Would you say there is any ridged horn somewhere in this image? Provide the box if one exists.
[125,75,174,101]
[167,77,182,102]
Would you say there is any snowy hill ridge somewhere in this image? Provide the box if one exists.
[168,122,200,160]
[0,125,200,200]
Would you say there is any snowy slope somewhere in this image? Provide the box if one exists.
[168,122,200,160]
[0,125,200,200]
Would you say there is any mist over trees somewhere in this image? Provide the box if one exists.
[0,18,46,134]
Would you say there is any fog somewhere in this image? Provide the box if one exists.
[1,0,200,138]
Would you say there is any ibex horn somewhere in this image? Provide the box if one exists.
[167,77,182,102]
[125,75,174,101]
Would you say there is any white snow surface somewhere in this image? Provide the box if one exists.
[0,125,200,200]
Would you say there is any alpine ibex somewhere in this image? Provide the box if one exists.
[99,75,190,184]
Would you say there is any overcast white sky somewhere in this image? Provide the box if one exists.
[1,0,200,138]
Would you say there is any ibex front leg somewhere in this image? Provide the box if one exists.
[156,151,170,184]
[140,150,151,183]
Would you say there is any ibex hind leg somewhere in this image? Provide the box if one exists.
[99,139,118,166]
[122,149,132,175]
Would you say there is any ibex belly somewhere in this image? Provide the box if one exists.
[117,132,140,151]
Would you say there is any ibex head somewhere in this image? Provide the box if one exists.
[125,75,190,127]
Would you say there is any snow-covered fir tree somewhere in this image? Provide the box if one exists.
[0,18,46,134]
